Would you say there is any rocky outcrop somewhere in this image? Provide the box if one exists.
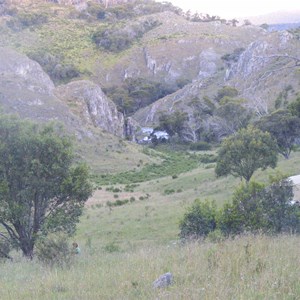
[0,47,54,95]
[55,80,126,137]
[0,48,132,140]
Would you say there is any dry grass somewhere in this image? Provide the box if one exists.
[0,234,299,299]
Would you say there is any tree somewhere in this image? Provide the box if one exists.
[212,102,253,137]
[158,111,188,138]
[288,95,300,118]
[0,115,93,258]
[215,126,278,182]
[255,109,300,159]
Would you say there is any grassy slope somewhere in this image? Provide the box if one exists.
[1,150,299,299]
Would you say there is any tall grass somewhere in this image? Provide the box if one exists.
[0,235,299,299]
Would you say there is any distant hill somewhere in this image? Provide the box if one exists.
[248,10,300,25]
[267,23,300,32]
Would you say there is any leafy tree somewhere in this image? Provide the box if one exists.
[255,109,300,159]
[158,111,188,137]
[213,102,253,137]
[0,115,93,258]
[215,126,278,182]
[215,86,239,102]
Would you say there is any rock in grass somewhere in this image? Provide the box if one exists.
[153,272,173,288]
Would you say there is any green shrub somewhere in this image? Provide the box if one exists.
[219,178,300,236]
[164,189,175,195]
[190,142,212,151]
[180,199,218,239]
[35,233,73,268]
[199,154,217,164]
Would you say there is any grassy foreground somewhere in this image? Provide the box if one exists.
[1,235,299,299]
[1,150,300,299]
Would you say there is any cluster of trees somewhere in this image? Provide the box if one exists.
[28,51,80,84]
[104,77,177,115]
[180,177,300,240]
[180,100,300,240]
[77,0,181,22]
[155,89,300,160]
[6,11,48,31]
[182,11,244,27]
[92,18,161,52]
[0,115,93,259]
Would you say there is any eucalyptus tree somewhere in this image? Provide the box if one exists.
[215,126,278,182]
[0,115,93,258]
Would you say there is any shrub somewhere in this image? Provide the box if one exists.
[180,199,218,239]
[199,154,217,164]
[35,233,73,268]
[190,141,212,151]
[219,178,300,235]
[164,189,175,195]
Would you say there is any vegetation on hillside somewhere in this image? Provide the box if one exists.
[180,177,300,240]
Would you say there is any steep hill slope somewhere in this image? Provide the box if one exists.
[133,28,300,138]
[0,0,299,146]
[0,47,153,173]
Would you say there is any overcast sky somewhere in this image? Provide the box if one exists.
[159,0,299,19]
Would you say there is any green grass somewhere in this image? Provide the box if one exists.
[92,151,212,185]
[1,149,300,299]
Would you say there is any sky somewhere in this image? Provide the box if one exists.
[159,0,300,19]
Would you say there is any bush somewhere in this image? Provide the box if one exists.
[199,154,217,164]
[180,199,218,239]
[219,179,300,236]
[190,142,212,151]
[35,233,73,268]
[179,177,300,240]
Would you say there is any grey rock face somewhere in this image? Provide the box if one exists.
[0,47,55,95]
[153,272,173,289]
[55,80,126,137]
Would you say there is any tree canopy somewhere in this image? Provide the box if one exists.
[255,109,300,159]
[215,126,278,182]
[0,115,93,258]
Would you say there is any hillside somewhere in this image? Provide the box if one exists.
[0,2,300,298]
[0,0,299,160]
